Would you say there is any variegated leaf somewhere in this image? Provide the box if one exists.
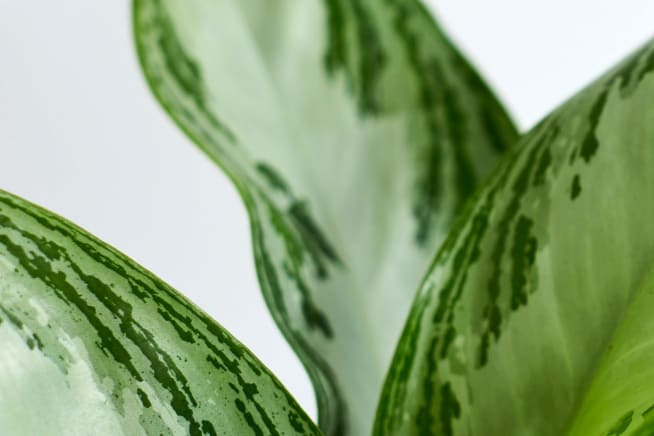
[0,190,320,436]
[133,1,517,434]
[375,39,654,435]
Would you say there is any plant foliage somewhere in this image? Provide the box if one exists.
[133,0,515,433]
[1,0,654,435]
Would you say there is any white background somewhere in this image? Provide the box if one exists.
[1,0,653,420]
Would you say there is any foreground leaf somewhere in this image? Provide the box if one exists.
[0,190,319,435]
[133,1,517,433]
[375,40,654,435]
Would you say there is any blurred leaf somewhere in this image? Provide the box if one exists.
[376,39,654,435]
[133,0,517,433]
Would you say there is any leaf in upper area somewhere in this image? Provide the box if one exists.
[133,0,517,433]
[375,39,654,435]
[0,190,320,436]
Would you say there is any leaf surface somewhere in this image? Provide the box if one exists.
[375,39,654,435]
[133,1,517,433]
[0,190,320,436]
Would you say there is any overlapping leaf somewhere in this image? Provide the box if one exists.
[0,190,320,435]
[375,39,654,435]
[133,0,517,433]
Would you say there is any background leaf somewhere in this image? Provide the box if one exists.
[133,0,517,434]
[0,190,320,436]
[375,38,654,435]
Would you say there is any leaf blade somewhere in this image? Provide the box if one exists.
[566,263,654,435]
[133,0,518,433]
[0,190,320,435]
[375,39,654,435]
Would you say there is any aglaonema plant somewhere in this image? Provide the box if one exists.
[1,0,654,434]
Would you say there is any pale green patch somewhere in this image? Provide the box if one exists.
[0,323,127,436]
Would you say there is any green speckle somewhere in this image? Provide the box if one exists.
[439,382,461,436]
[234,398,264,436]
[570,174,582,200]
[302,298,334,338]
[510,215,537,310]
[154,0,204,107]
[288,201,341,266]
[532,127,558,187]
[150,0,235,141]
[288,411,305,433]
[201,420,217,436]
[606,410,633,436]
[579,89,608,163]
[136,388,152,408]
[323,0,386,113]
[255,163,291,195]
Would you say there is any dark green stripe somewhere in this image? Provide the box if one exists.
[606,410,634,436]
[578,89,608,164]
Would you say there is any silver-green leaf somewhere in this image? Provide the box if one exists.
[133,1,517,434]
[0,190,320,436]
[375,39,654,435]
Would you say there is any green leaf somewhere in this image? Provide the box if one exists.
[133,1,517,434]
[375,40,654,435]
[0,190,319,435]
[565,264,654,435]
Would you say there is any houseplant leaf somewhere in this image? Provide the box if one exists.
[375,39,654,435]
[133,1,517,433]
[0,190,320,435]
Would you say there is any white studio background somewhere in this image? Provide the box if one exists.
[1,0,654,421]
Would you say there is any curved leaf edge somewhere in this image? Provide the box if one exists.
[130,3,342,431]
[0,188,323,434]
